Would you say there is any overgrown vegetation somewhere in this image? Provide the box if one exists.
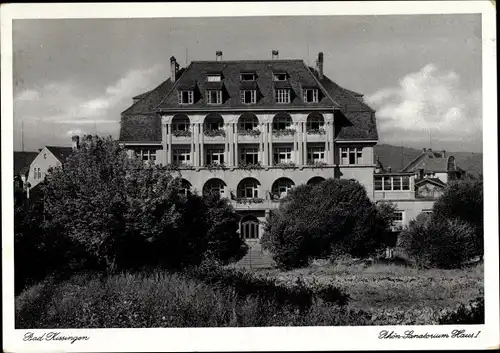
[14,135,247,294]
[261,179,394,269]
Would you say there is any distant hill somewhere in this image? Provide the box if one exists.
[374,144,483,177]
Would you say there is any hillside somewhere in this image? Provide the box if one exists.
[374,144,483,177]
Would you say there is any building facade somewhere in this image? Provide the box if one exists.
[120,51,459,242]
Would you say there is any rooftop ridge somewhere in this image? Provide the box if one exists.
[191,59,304,64]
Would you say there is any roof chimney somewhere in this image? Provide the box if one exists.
[71,135,80,151]
[216,51,223,61]
[272,50,279,60]
[170,56,178,81]
[387,165,392,173]
[316,52,324,79]
[442,150,446,157]
[423,148,426,152]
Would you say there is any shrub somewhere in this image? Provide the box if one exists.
[433,179,483,259]
[262,179,392,269]
[22,135,245,278]
[397,213,476,269]
[438,295,484,324]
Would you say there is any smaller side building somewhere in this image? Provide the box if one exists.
[27,137,78,197]
[374,147,465,231]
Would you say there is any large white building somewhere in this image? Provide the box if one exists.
[118,50,459,243]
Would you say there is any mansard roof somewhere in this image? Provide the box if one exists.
[119,58,379,142]
[155,60,340,110]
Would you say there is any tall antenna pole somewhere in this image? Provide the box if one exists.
[429,128,432,150]
[21,120,24,152]
[307,43,310,66]
[185,47,188,66]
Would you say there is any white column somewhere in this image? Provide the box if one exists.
[167,122,172,164]
[228,122,234,166]
[263,122,269,166]
[234,122,239,167]
[162,121,168,165]
[259,123,264,164]
[199,123,205,166]
[268,122,273,166]
[329,120,335,165]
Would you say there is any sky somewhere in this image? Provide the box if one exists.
[12,14,482,152]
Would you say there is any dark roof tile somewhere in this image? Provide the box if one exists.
[14,151,38,176]
[46,146,73,163]
[156,60,338,110]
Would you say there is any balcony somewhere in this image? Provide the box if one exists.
[238,129,261,142]
[306,128,327,142]
[272,128,295,142]
[203,129,226,143]
[172,129,192,143]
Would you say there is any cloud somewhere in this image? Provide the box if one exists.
[14,64,164,150]
[366,64,482,150]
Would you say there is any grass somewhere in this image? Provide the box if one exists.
[255,260,484,311]
[15,262,484,328]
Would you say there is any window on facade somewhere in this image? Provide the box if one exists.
[273,73,287,81]
[207,90,222,105]
[273,147,292,164]
[303,89,319,103]
[206,149,225,165]
[374,176,411,191]
[392,211,404,223]
[37,168,41,180]
[134,148,157,162]
[307,146,325,163]
[239,147,259,165]
[239,116,258,131]
[402,176,410,190]
[240,73,256,81]
[275,89,291,103]
[173,149,191,165]
[178,90,194,104]
[238,180,259,198]
[307,116,324,130]
[172,119,189,131]
[240,90,256,104]
[340,147,363,165]
[272,179,294,198]
[273,116,292,130]
[207,74,221,82]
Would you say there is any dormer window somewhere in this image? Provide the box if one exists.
[206,90,223,105]
[207,74,222,82]
[178,90,194,104]
[275,89,291,103]
[303,88,319,103]
[273,73,287,81]
[241,73,256,81]
[240,90,256,104]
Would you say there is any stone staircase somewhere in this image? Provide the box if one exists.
[234,242,275,269]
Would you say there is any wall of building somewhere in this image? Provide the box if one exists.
[27,148,62,190]
[377,199,435,227]
[416,182,444,198]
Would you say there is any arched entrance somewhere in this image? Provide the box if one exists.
[203,178,227,197]
[307,176,326,185]
[240,215,260,240]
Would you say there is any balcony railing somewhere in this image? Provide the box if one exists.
[306,128,326,135]
[272,128,295,137]
[203,129,226,138]
[172,130,192,137]
[238,129,261,137]
[238,162,263,170]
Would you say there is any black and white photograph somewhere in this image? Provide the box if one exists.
[2,2,498,351]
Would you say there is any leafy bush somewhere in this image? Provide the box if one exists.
[261,179,392,269]
[433,179,483,259]
[21,135,246,277]
[204,129,226,137]
[172,130,191,137]
[438,295,484,324]
[272,128,296,136]
[397,213,476,269]
[238,129,261,137]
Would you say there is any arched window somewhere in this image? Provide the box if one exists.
[238,113,259,131]
[204,113,224,131]
[237,178,260,198]
[306,113,325,131]
[307,176,325,185]
[273,113,293,131]
[240,215,259,240]
[271,178,295,199]
[179,179,192,196]
[171,114,190,132]
[203,178,227,197]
